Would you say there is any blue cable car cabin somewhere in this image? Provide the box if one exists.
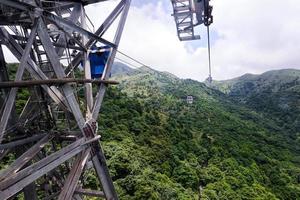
[89,46,111,79]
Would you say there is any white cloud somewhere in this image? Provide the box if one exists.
[115,1,212,80]
[121,0,300,80]
[2,0,300,81]
[211,0,300,79]
[100,0,300,80]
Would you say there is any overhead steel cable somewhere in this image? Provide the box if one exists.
[115,57,140,69]
[206,25,212,83]
[116,50,148,67]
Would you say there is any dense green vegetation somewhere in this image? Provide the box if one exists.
[2,63,300,199]
[209,69,300,137]
[94,66,300,199]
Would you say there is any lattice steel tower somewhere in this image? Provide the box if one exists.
[0,0,131,199]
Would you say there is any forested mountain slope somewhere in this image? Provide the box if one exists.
[208,69,300,138]
[4,63,300,199]
[95,66,300,199]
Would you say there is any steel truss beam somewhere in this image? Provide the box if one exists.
[0,138,87,199]
[65,0,127,74]
[0,79,119,88]
[0,0,131,199]
[0,28,71,111]
[0,21,38,144]
[0,133,47,150]
[75,188,105,198]
[0,45,9,118]
[37,17,86,129]
[58,148,91,200]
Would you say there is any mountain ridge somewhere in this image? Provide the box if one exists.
[102,63,300,199]
[204,68,300,138]
[208,68,300,94]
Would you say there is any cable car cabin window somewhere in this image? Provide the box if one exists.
[89,46,111,79]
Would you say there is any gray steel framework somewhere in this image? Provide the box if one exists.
[171,0,199,41]
[171,0,213,41]
[0,0,131,199]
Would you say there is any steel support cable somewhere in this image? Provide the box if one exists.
[116,50,148,67]
[115,57,140,69]
[207,25,212,82]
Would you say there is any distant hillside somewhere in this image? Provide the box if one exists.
[111,62,135,76]
[100,64,300,199]
[114,65,220,100]
[208,69,300,136]
[209,69,300,95]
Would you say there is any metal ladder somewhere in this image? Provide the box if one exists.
[171,0,200,41]
[33,26,72,129]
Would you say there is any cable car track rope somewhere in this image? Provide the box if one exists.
[207,25,212,82]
